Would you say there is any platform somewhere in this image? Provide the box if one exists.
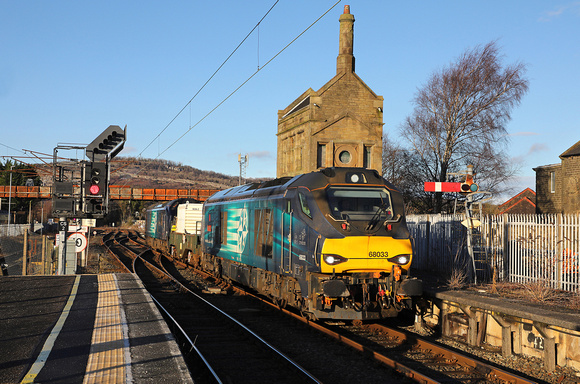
[0,273,193,384]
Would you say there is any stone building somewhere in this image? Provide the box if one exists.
[276,5,384,178]
[534,140,580,214]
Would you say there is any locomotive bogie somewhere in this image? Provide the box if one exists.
[169,231,201,265]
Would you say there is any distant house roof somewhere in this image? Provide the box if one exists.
[498,188,536,214]
[560,140,580,159]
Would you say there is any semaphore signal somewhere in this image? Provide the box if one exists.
[423,181,462,193]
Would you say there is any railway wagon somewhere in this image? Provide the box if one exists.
[200,167,422,321]
[145,198,203,258]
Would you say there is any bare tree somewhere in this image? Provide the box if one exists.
[400,41,528,213]
[382,134,431,213]
[382,134,407,186]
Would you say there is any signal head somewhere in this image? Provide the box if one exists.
[89,184,100,195]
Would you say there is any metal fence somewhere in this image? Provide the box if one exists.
[407,214,580,292]
[0,231,53,275]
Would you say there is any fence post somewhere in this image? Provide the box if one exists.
[22,230,28,275]
[502,214,509,283]
[556,214,562,290]
[426,214,431,266]
[41,235,47,275]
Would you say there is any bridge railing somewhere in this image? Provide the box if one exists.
[0,185,220,201]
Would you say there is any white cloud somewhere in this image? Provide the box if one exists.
[527,143,549,155]
[539,2,580,22]
[247,151,272,159]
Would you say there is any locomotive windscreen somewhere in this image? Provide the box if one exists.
[326,187,393,221]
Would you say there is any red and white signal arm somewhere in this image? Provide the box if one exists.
[68,232,88,253]
[424,182,461,193]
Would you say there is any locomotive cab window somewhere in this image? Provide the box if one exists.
[327,187,393,221]
[298,191,312,219]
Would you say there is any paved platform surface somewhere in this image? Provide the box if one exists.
[0,273,193,384]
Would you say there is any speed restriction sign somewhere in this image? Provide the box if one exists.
[68,233,88,253]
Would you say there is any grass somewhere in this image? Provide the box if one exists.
[475,280,580,310]
[446,268,469,290]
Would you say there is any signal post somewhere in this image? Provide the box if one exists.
[52,125,126,274]
[424,165,492,284]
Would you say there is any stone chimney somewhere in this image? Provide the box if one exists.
[337,5,355,74]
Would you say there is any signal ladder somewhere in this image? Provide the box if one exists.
[465,198,491,284]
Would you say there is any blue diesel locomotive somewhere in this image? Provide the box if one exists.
[200,167,422,321]
[145,167,422,321]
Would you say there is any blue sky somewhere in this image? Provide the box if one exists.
[1,1,579,202]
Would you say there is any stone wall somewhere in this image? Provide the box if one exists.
[535,156,580,214]
[535,164,562,213]
[561,156,580,213]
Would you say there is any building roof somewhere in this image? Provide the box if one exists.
[532,163,561,171]
[498,188,536,214]
[560,139,580,158]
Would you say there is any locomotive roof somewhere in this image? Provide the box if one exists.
[206,167,395,204]
[146,198,202,212]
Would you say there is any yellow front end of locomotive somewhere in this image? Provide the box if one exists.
[320,236,413,273]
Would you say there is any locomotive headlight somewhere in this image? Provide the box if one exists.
[323,254,348,265]
[387,254,411,265]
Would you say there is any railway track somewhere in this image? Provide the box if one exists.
[102,231,537,383]
[103,231,324,383]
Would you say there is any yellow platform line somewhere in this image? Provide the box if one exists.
[21,275,81,384]
[83,274,130,384]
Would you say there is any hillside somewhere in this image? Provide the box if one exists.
[34,157,268,191]
[109,157,266,190]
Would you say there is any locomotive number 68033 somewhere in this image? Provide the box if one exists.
[369,251,389,257]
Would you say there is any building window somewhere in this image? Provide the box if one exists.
[317,143,326,168]
[550,171,556,193]
[339,150,351,164]
[363,146,371,168]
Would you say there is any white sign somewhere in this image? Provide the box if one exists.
[461,218,481,229]
[68,233,88,253]
[68,225,88,233]
[82,219,97,227]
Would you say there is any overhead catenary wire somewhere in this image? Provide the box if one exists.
[3,1,341,186]
[125,0,342,186]
[0,142,24,154]
[161,0,341,155]
[138,0,281,158]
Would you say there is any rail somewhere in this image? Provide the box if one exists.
[104,231,321,383]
